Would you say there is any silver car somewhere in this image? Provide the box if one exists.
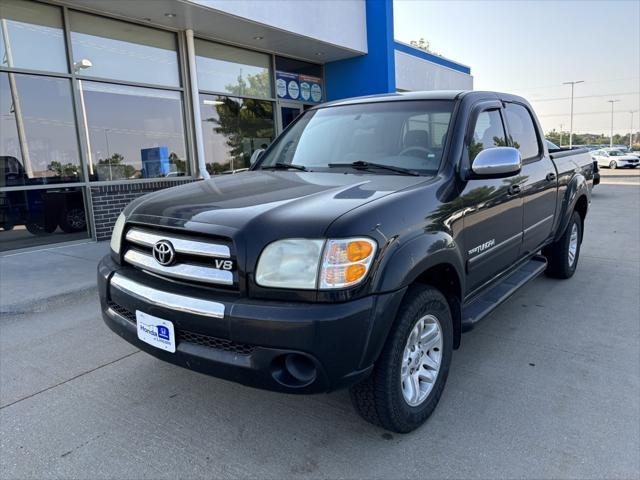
[591,148,639,169]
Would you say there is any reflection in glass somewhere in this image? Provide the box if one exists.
[260,101,453,174]
[195,40,272,98]
[0,0,68,73]
[200,94,274,174]
[275,56,322,78]
[0,73,81,186]
[504,103,539,160]
[469,110,507,162]
[0,186,89,251]
[80,82,187,181]
[69,11,180,87]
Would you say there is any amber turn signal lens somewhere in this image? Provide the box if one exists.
[345,264,366,283]
[347,241,373,262]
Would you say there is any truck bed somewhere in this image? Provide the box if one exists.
[549,147,598,186]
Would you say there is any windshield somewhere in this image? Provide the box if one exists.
[256,100,455,175]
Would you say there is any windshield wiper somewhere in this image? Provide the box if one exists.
[328,161,420,176]
[261,162,308,172]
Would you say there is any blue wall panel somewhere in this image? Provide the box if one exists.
[324,0,395,101]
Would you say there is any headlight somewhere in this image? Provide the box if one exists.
[110,212,126,254]
[256,239,324,289]
[255,237,376,290]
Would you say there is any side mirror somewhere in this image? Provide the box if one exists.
[470,147,521,178]
[250,149,265,166]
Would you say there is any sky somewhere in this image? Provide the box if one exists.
[393,0,640,135]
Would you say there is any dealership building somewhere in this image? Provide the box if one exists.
[0,0,472,252]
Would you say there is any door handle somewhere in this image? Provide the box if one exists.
[507,184,521,196]
[546,172,557,182]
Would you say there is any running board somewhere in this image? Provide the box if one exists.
[461,255,547,331]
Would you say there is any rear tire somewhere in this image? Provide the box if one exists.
[26,221,56,235]
[543,210,582,279]
[349,285,453,433]
[609,160,617,169]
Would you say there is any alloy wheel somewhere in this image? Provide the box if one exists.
[400,314,443,407]
[568,223,579,267]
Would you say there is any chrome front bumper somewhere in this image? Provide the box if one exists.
[110,272,225,318]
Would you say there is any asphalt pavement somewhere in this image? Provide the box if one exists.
[1,179,638,479]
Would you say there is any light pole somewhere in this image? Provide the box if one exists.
[630,111,637,150]
[563,80,584,148]
[73,59,94,176]
[607,100,620,148]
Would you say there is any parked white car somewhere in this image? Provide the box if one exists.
[591,148,639,169]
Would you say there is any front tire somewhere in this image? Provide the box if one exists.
[349,285,453,433]
[543,210,582,279]
[609,160,617,169]
[59,208,86,233]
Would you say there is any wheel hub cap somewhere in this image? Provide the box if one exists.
[401,314,443,407]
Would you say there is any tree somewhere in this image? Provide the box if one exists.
[47,161,80,179]
[202,72,275,174]
[545,129,640,148]
[226,70,271,99]
[409,38,440,56]
[169,152,187,176]
[95,153,136,179]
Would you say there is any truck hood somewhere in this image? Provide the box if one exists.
[128,171,428,237]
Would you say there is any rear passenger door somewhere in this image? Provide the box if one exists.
[462,103,524,293]
[504,102,558,256]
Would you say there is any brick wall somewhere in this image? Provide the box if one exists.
[90,180,195,240]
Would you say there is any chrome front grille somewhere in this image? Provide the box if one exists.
[124,227,235,288]
[126,228,230,258]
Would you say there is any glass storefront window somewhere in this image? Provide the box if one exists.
[0,0,68,73]
[0,72,82,186]
[195,40,272,98]
[200,94,274,174]
[0,186,89,251]
[80,82,188,181]
[69,11,180,87]
[275,56,322,78]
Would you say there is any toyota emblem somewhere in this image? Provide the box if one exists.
[152,240,176,266]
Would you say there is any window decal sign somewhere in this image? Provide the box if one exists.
[276,71,323,103]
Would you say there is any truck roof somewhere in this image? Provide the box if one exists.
[322,91,467,107]
[320,90,530,108]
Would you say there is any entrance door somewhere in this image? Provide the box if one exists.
[279,102,303,131]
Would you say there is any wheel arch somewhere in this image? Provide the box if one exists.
[412,263,463,349]
[363,236,465,368]
[574,194,588,241]
[555,174,589,242]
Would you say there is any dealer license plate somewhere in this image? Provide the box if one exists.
[136,311,176,353]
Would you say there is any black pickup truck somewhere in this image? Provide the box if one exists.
[99,91,594,432]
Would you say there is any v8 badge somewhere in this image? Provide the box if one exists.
[214,259,234,271]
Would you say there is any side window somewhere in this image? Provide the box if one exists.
[504,103,540,160]
[469,109,507,162]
